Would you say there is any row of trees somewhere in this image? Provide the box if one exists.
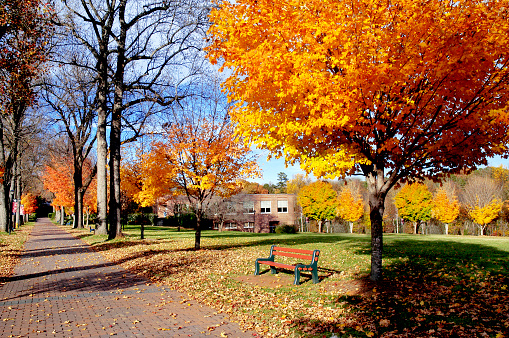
[4,0,509,284]
[290,167,509,237]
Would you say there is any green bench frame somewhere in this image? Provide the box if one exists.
[254,245,320,285]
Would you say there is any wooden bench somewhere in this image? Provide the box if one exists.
[254,245,320,285]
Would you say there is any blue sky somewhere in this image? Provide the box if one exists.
[252,152,508,185]
[251,150,309,184]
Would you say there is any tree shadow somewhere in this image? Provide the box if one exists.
[292,238,509,337]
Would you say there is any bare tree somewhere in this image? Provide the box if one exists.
[55,0,211,238]
[41,63,97,229]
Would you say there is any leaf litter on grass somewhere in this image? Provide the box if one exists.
[71,228,509,337]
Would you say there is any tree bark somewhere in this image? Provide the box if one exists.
[364,164,388,282]
[108,0,127,240]
[195,211,202,250]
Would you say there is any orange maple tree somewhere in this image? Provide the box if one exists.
[136,118,259,249]
[42,157,74,211]
[20,193,37,215]
[207,0,509,280]
[337,186,364,233]
[42,156,97,225]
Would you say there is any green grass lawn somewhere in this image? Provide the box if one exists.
[72,225,509,337]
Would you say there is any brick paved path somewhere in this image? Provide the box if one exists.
[0,219,253,337]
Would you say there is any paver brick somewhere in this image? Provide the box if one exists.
[0,219,254,337]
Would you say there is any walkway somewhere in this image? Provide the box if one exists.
[0,219,253,337]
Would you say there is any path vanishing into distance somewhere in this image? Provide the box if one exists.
[0,219,254,337]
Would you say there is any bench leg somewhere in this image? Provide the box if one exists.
[270,266,277,274]
[312,268,319,284]
[293,267,301,285]
[254,261,260,275]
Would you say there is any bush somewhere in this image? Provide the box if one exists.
[48,212,55,220]
[127,213,157,225]
[28,213,37,222]
[275,224,297,234]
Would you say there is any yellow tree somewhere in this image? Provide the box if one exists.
[136,118,259,249]
[337,185,364,233]
[297,181,337,233]
[468,198,502,236]
[433,187,459,235]
[394,183,433,234]
[207,0,509,281]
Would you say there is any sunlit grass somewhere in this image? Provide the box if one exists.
[70,224,509,337]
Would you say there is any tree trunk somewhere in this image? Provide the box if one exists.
[349,221,353,233]
[445,223,449,235]
[413,221,417,234]
[73,164,84,229]
[108,1,127,240]
[195,211,202,250]
[108,109,122,239]
[0,120,11,232]
[318,219,322,233]
[364,164,388,282]
[60,206,65,225]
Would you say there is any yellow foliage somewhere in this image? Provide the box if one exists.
[337,186,364,223]
[433,188,459,224]
[469,198,502,226]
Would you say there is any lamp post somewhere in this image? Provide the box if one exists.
[9,189,14,234]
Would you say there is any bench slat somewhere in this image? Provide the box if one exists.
[260,261,295,270]
[273,251,313,260]
[273,246,314,255]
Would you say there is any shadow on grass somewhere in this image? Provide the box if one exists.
[295,238,509,337]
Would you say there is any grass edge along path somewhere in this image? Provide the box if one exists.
[65,224,509,338]
[0,223,34,284]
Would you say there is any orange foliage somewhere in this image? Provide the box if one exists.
[208,0,509,280]
[42,156,97,212]
[42,157,74,208]
[136,119,260,207]
[21,193,37,214]
[207,0,509,179]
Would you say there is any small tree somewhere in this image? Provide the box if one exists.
[433,186,459,235]
[394,183,433,234]
[297,181,337,233]
[468,198,502,236]
[276,172,289,193]
[337,185,364,233]
[136,115,259,249]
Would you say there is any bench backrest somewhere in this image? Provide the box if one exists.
[270,245,320,263]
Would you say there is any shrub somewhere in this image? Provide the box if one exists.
[127,213,157,225]
[48,212,55,220]
[275,224,297,234]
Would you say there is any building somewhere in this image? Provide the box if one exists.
[155,193,300,233]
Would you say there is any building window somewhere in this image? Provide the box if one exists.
[225,222,237,230]
[277,200,288,213]
[243,201,254,214]
[244,222,254,229]
[260,200,271,213]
